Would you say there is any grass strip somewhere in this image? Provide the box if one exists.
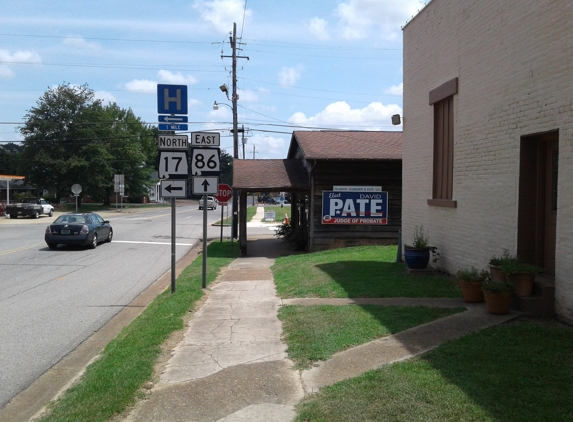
[279,305,464,368]
[296,319,573,422]
[38,241,240,422]
[273,245,462,298]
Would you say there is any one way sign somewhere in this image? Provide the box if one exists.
[160,180,187,198]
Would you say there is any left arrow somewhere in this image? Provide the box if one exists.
[165,184,183,193]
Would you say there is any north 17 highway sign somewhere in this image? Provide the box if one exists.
[159,151,188,179]
[160,180,187,198]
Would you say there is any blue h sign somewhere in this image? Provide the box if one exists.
[157,84,188,115]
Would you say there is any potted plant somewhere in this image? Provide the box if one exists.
[481,278,514,315]
[488,249,512,281]
[499,260,543,297]
[404,225,439,270]
[457,267,489,303]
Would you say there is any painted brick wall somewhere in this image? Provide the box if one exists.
[403,0,573,322]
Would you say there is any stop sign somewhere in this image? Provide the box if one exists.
[215,183,232,203]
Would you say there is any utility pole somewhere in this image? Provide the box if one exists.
[221,22,249,240]
[252,144,258,159]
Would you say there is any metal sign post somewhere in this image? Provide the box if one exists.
[171,197,176,293]
[202,195,208,289]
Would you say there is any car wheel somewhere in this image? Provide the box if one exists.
[48,209,53,217]
[89,233,98,249]
[105,228,113,243]
[47,243,57,250]
[9,214,17,219]
[33,211,39,219]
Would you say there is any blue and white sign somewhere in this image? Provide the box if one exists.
[322,190,388,225]
[159,115,188,123]
[157,84,188,115]
[158,123,188,131]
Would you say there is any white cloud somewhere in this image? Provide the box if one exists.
[237,89,258,102]
[248,134,287,159]
[62,36,101,52]
[288,101,402,130]
[157,70,198,85]
[95,91,117,104]
[385,83,403,96]
[124,79,156,93]
[0,49,42,78]
[279,65,304,87]
[188,98,201,109]
[335,0,424,40]
[193,0,252,33]
[308,17,329,41]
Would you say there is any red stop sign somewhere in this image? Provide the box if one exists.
[215,183,232,203]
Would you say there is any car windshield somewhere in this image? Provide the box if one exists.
[54,215,87,224]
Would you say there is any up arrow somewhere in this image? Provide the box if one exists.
[201,179,210,191]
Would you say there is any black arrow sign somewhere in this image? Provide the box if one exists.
[165,184,183,193]
[201,179,211,191]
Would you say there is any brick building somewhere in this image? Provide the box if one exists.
[402,0,573,322]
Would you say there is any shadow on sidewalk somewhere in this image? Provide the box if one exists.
[244,236,302,259]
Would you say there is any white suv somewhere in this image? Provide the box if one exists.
[199,196,217,210]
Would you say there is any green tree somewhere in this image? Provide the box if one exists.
[218,149,233,185]
[0,143,23,175]
[19,83,157,203]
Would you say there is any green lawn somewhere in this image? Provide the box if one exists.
[295,319,573,422]
[272,245,462,298]
[278,305,464,369]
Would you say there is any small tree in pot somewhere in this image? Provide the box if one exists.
[404,225,439,270]
[457,267,489,303]
[481,278,514,315]
[499,260,543,297]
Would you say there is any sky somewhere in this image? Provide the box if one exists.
[0,0,427,159]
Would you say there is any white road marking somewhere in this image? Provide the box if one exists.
[114,240,194,246]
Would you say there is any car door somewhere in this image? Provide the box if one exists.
[94,214,110,239]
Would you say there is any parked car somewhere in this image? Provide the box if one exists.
[6,198,54,219]
[199,196,217,210]
[45,212,113,250]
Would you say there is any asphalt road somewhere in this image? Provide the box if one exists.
[0,201,229,409]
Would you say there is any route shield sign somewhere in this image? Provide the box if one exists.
[191,148,220,176]
[159,151,188,179]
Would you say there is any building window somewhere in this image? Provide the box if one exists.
[428,78,458,208]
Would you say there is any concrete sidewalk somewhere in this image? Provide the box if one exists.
[123,207,520,422]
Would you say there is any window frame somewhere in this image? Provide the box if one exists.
[428,77,458,208]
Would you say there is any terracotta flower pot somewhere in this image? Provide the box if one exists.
[508,272,535,297]
[483,291,512,315]
[459,281,484,303]
[489,265,505,281]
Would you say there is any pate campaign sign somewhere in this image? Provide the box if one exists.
[322,190,388,225]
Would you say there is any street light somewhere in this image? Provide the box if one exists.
[213,101,232,111]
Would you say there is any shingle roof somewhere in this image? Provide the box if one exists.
[289,131,402,160]
[233,159,310,190]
